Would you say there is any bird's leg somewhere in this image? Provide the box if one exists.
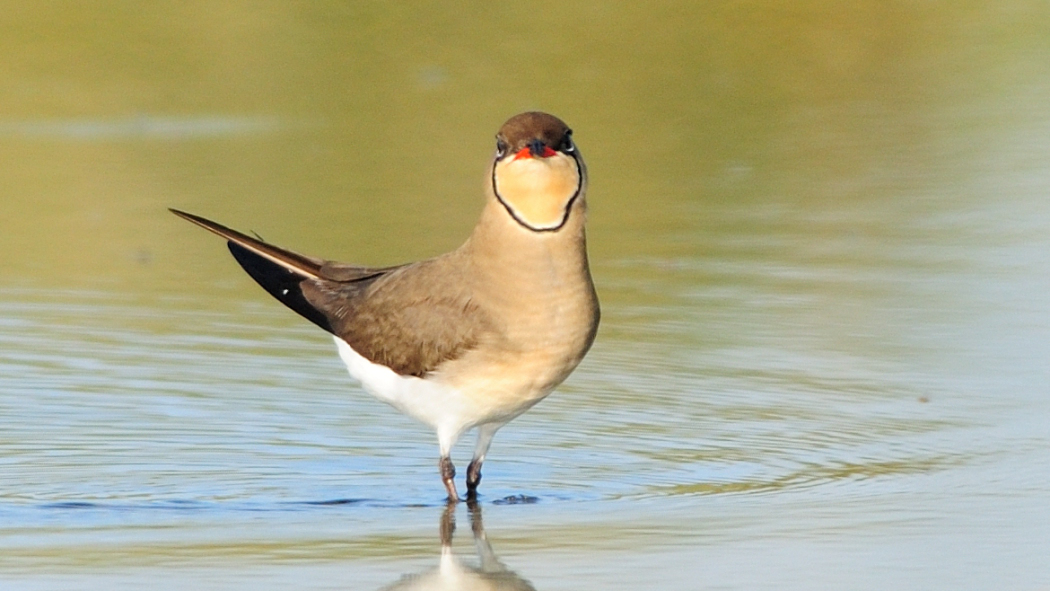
[440,455,459,503]
[467,423,501,501]
[466,459,483,500]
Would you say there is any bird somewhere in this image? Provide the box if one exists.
[170,111,599,502]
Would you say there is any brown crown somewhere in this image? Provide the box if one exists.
[497,112,572,153]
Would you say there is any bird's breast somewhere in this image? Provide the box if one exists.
[438,243,598,415]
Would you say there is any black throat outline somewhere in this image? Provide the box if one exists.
[491,153,583,233]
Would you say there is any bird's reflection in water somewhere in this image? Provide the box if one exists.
[379,502,537,591]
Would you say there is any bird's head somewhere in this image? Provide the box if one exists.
[491,112,584,232]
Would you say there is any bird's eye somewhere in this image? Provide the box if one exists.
[495,138,509,158]
[560,130,575,153]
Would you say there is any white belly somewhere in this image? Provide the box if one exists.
[333,336,481,452]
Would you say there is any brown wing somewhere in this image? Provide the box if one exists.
[172,209,492,377]
[302,257,495,377]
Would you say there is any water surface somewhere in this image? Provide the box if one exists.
[2,3,1049,590]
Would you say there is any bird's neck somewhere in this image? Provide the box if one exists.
[465,195,590,285]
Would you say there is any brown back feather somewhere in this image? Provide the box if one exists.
[303,257,495,377]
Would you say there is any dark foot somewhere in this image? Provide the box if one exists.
[440,456,459,502]
[466,459,482,499]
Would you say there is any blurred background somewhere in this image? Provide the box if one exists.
[2,2,1049,590]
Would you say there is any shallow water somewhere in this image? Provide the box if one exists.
[3,3,1050,590]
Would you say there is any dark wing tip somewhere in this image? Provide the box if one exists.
[169,208,245,242]
[227,242,334,334]
[169,208,215,228]
[171,207,333,333]
[170,208,324,278]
